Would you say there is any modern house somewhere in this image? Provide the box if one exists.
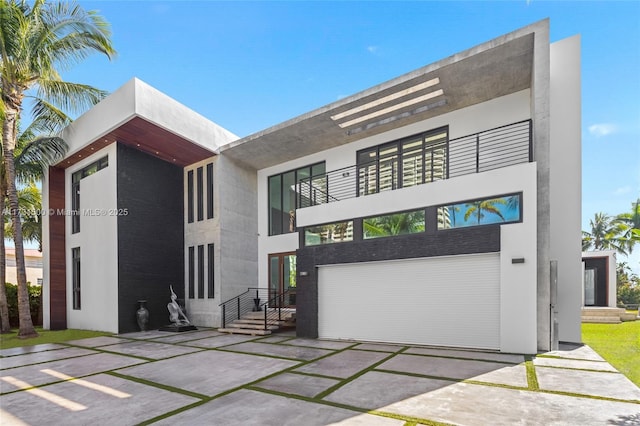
[42,19,582,354]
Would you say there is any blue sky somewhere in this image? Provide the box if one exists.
[41,1,640,270]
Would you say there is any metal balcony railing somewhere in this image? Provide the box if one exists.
[297,120,531,208]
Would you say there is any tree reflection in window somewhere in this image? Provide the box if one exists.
[305,221,354,246]
[363,210,425,239]
[438,194,521,229]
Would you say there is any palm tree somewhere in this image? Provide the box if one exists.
[463,197,507,225]
[0,0,115,337]
[615,198,640,254]
[0,121,68,332]
[582,212,629,255]
[5,183,43,248]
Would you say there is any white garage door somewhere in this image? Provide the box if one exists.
[318,253,500,349]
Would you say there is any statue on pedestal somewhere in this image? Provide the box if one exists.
[159,285,197,332]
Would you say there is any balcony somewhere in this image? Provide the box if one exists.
[298,120,532,209]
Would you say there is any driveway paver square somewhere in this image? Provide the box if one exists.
[253,372,340,398]
[154,388,404,425]
[536,366,640,401]
[100,340,202,360]
[294,349,389,378]
[0,353,146,393]
[376,380,640,426]
[0,347,96,370]
[66,336,130,347]
[377,353,528,387]
[184,334,259,348]
[324,370,455,409]
[0,373,199,425]
[223,341,333,361]
[0,344,66,357]
[116,350,298,396]
[149,329,223,343]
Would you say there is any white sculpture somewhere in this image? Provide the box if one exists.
[167,285,191,326]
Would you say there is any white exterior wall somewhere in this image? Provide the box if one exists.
[65,144,119,333]
[550,35,582,343]
[184,157,220,326]
[257,90,532,289]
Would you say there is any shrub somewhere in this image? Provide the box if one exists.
[2,283,41,328]
[618,283,640,306]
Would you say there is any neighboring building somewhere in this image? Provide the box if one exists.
[582,251,617,308]
[42,19,582,354]
[5,248,43,286]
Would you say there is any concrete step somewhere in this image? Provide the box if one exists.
[581,308,624,317]
[226,322,279,330]
[234,319,286,326]
[217,328,271,336]
[242,310,295,321]
[581,316,621,323]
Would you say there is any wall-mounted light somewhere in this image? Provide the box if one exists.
[299,271,309,277]
[512,258,525,264]
[342,172,350,178]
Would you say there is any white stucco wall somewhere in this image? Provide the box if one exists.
[550,35,582,343]
[61,78,237,157]
[65,144,119,333]
[257,90,532,289]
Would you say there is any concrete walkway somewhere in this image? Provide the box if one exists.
[1,330,638,425]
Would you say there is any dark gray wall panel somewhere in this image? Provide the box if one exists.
[117,144,184,333]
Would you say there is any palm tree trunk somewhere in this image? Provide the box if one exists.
[2,107,37,338]
[0,187,11,332]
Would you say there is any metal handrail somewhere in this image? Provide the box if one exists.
[219,287,269,328]
[297,119,532,208]
[259,288,294,331]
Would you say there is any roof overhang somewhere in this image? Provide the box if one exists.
[221,21,545,170]
[58,78,238,168]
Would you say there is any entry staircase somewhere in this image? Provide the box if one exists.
[218,288,296,336]
[581,307,637,323]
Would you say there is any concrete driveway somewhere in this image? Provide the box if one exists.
[1,329,638,425]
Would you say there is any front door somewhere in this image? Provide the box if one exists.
[269,252,296,308]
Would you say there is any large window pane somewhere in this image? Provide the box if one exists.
[268,175,282,235]
[282,171,296,233]
[268,162,325,236]
[304,221,354,246]
[363,210,425,239]
[438,194,522,230]
[378,143,398,192]
[402,138,423,188]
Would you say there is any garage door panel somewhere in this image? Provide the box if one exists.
[318,253,500,349]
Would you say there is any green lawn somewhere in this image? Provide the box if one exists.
[0,327,111,350]
[582,321,640,387]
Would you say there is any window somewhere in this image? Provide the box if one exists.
[357,128,447,196]
[197,167,204,221]
[363,209,425,239]
[207,243,214,298]
[304,221,353,246]
[197,245,204,299]
[268,162,325,236]
[438,193,522,230]
[206,163,214,219]
[71,156,108,234]
[187,171,194,223]
[188,246,195,298]
[72,247,81,310]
